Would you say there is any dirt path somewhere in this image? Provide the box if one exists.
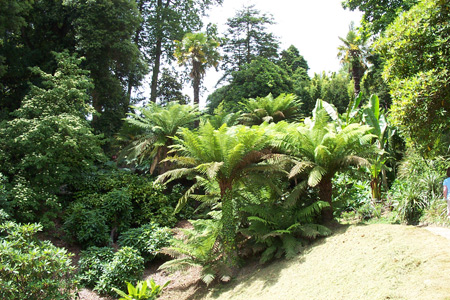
[424,225,450,240]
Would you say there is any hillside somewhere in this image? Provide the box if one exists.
[191,224,450,300]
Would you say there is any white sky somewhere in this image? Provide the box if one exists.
[197,0,363,106]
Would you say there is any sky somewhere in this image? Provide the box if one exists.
[196,0,363,106]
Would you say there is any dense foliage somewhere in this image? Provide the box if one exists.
[2,0,450,297]
[0,221,77,300]
[376,0,450,154]
[117,223,172,262]
[0,52,104,226]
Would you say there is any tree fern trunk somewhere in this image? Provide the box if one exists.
[221,185,238,267]
[319,176,334,222]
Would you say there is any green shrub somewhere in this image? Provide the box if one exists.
[101,188,133,233]
[420,198,448,224]
[7,176,60,228]
[332,173,372,218]
[72,169,186,228]
[77,246,115,287]
[0,221,77,300]
[63,202,110,247]
[95,246,145,295]
[387,152,448,224]
[117,223,172,262]
[123,175,179,227]
[389,180,428,224]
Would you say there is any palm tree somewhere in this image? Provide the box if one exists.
[337,22,369,97]
[156,122,281,266]
[239,93,302,126]
[119,102,199,175]
[281,100,378,221]
[174,32,221,106]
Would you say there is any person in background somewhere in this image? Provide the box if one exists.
[443,167,450,218]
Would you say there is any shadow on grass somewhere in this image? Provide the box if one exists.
[193,223,353,300]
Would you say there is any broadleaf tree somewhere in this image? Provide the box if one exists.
[0,52,104,223]
[375,0,450,154]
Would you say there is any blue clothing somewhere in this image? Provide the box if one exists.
[443,177,450,199]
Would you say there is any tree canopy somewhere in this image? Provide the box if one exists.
[375,0,450,153]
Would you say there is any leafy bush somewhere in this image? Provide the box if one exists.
[113,279,170,300]
[332,173,372,218]
[388,152,448,224]
[117,223,172,262]
[0,52,105,225]
[420,198,448,224]
[6,176,61,228]
[101,188,133,234]
[389,180,428,224]
[77,246,115,287]
[63,202,110,247]
[72,169,190,228]
[95,246,145,295]
[0,221,77,300]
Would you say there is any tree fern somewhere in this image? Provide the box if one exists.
[159,217,231,285]
[119,102,199,174]
[240,201,331,263]
[157,122,284,266]
[280,99,379,220]
[239,93,302,126]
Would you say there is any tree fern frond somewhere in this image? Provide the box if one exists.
[298,224,332,239]
[247,216,273,226]
[296,201,329,220]
[284,180,309,207]
[260,245,278,264]
[201,270,216,286]
[156,167,195,184]
[282,235,302,259]
[261,229,291,239]
[158,257,199,273]
[289,161,315,179]
[307,166,327,187]
[175,181,202,212]
[195,162,224,180]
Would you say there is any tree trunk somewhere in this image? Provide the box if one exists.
[319,176,334,222]
[192,60,201,127]
[193,76,200,106]
[150,0,164,103]
[91,89,101,126]
[220,184,238,267]
[150,37,162,103]
[352,65,364,98]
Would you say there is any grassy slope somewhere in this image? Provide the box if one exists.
[198,224,450,300]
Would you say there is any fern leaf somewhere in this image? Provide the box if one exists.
[260,245,278,263]
[307,166,327,187]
